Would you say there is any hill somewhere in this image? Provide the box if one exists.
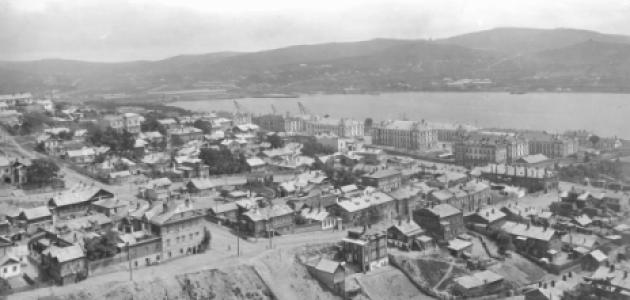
[439,27,630,54]
[4,27,630,94]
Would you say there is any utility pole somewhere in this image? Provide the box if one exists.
[126,242,133,281]
[236,220,240,256]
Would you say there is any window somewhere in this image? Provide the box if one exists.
[12,266,16,272]
[2,268,5,273]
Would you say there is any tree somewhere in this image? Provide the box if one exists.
[589,135,600,147]
[193,120,213,134]
[140,114,167,135]
[496,231,514,254]
[26,159,60,187]
[85,230,120,260]
[199,227,212,252]
[199,148,249,175]
[267,134,284,149]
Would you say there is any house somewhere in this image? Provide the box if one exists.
[387,219,425,250]
[49,186,114,218]
[145,200,206,261]
[0,256,21,279]
[246,158,267,172]
[65,147,96,164]
[40,244,87,285]
[18,206,53,234]
[331,191,397,226]
[586,265,630,298]
[143,178,174,201]
[465,207,507,231]
[582,250,608,271]
[306,258,345,295]
[387,185,423,217]
[361,169,402,192]
[500,221,561,258]
[453,270,504,297]
[242,204,295,237]
[560,233,600,252]
[341,229,388,272]
[447,238,473,257]
[91,198,129,218]
[300,208,337,230]
[413,204,464,242]
[206,202,239,225]
[186,176,248,194]
[118,232,162,269]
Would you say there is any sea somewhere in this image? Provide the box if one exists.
[170,92,630,139]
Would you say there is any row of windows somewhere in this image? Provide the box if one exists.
[166,231,200,246]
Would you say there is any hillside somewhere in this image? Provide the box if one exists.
[4,27,630,94]
[439,27,630,54]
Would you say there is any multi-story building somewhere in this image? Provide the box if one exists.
[0,93,33,107]
[147,200,206,261]
[166,127,203,144]
[371,120,437,151]
[453,136,508,167]
[341,229,388,272]
[413,204,464,241]
[122,113,144,134]
[99,113,144,134]
[304,117,364,138]
[522,131,578,158]
[361,169,402,192]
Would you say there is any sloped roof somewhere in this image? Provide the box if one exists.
[474,208,506,223]
[51,186,110,207]
[363,169,400,179]
[501,221,556,242]
[43,244,85,263]
[428,204,461,218]
[243,204,294,222]
[336,192,394,213]
[21,206,51,220]
[391,220,424,236]
[589,250,608,262]
[314,259,343,274]
[517,154,549,164]
[455,270,503,289]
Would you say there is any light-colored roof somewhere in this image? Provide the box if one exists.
[243,204,294,222]
[428,204,461,218]
[21,206,51,220]
[51,186,108,207]
[336,192,394,213]
[42,244,85,263]
[391,220,424,236]
[0,156,10,167]
[314,259,343,274]
[431,190,454,202]
[501,221,556,242]
[474,208,506,223]
[188,176,247,190]
[573,214,592,227]
[589,250,608,262]
[448,238,472,251]
[66,147,96,158]
[145,177,172,189]
[517,154,549,164]
[363,169,401,179]
[455,270,503,289]
[246,158,266,167]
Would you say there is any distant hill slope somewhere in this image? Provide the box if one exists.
[439,27,630,54]
[4,27,630,94]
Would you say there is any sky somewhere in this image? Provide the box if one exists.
[2,0,630,62]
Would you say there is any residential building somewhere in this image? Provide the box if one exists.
[331,191,397,226]
[241,204,295,237]
[49,186,114,218]
[500,221,561,259]
[0,93,33,107]
[18,206,53,234]
[122,113,144,134]
[585,265,630,297]
[146,200,206,261]
[413,204,464,241]
[40,244,87,285]
[91,198,129,218]
[0,256,21,279]
[0,156,28,187]
[453,134,509,167]
[341,229,388,272]
[120,232,162,269]
[99,115,125,132]
[305,259,345,295]
[361,169,402,192]
[167,127,203,144]
[387,219,425,250]
[453,270,504,297]
[371,120,438,151]
[522,131,578,158]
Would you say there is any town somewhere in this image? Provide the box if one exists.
[0,91,629,300]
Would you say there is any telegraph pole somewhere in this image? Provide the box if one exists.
[236,220,240,256]
[126,242,133,281]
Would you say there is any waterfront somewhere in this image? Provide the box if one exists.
[171,92,630,139]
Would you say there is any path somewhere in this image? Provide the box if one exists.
[432,260,454,291]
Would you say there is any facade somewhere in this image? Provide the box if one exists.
[500,221,561,258]
[331,191,397,226]
[40,244,87,285]
[0,156,28,187]
[167,127,203,144]
[413,204,464,241]
[361,169,402,192]
[122,113,144,134]
[146,201,206,261]
[304,117,364,138]
[306,259,345,295]
[453,134,512,167]
[522,132,578,158]
[49,187,115,218]
[18,206,53,234]
[371,120,438,151]
[0,93,33,107]
[341,229,388,272]
[242,204,295,237]
[479,164,558,193]
[0,256,21,279]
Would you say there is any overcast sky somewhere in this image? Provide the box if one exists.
[2,0,630,62]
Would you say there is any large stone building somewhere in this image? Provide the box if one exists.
[0,93,33,107]
[371,120,438,151]
[454,132,528,167]
[252,114,305,133]
[99,113,145,134]
[304,117,364,138]
[522,131,578,158]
